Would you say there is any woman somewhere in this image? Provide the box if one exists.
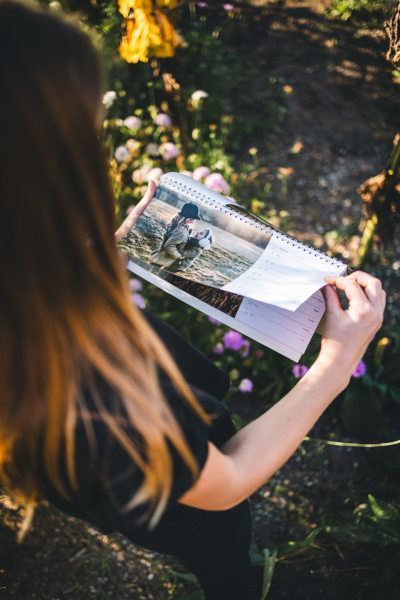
[0,3,385,600]
[169,228,215,272]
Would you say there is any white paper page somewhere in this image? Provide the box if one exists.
[221,236,346,311]
[235,291,325,355]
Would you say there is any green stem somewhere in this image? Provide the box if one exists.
[355,213,378,268]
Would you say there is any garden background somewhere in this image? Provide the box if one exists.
[1,1,400,598]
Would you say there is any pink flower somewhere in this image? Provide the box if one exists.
[155,113,172,127]
[205,173,229,194]
[114,145,130,162]
[193,166,211,181]
[240,339,250,358]
[223,4,235,11]
[131,293,146,309]
[239,378,253,393]
[197,2,208,7]
[123,116,141,129]
[208,315,222,325]
[129,278,142,292]
[213,343,225,354]
[223,330,244,351]
[160,142,180,160]
[292,364,309,378]
[352,359,367,378]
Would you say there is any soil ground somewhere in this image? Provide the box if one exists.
[1,1,399,599]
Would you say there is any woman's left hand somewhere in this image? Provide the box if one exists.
[114,180,156,243]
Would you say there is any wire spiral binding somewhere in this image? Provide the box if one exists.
[160,173,346,269]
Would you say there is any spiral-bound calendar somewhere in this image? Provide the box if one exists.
[120,172,347,360]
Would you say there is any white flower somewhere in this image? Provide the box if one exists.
[124,116,141,129]
[126,138,140,152]
[145,143,160,157]
[146,167,163,183]
[132,164,152,184]
[191,90,208,102]
[102,91,117,108]
[114,145,130,162]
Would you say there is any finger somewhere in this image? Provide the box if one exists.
[133,179,157,219]
[337,271,383,311]
[321,284,342,315]
[333,277,371,312]
[115,180,156,242]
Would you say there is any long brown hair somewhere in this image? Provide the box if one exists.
[0,0,209,536]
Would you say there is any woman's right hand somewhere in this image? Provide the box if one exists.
[317,271,386,381]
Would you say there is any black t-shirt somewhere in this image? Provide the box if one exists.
[37,313,235,535]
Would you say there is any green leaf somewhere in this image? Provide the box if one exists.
[279,527,322,556]
[368,495,400,525]
[260,549,277,600]
[389,387,400,404]
[173,571,199,583]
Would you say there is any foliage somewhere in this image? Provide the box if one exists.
[340,322,400,436]
[328,0,397,26]
[323,495,400,599]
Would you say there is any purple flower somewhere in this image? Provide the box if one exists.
[154,113,172,127]
[205,173,229,194]
[131,293,146,309]
[240,339,250,358]
[239,378,253,393]
[114,145,130,162]
[129,278,142,292]
[213,343,225,354]
[193,166,211,181]
[223,330,244,351]
[208,315,221,325]
[352,359,367,378]
[160,142,180,160]
[223,4,235,11]
[124,116,141,129]
[292,364,309,378]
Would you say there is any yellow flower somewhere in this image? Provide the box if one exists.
[155,0,178,7]
[118,0,153,17]
[119,8,182,63]
[153,10,182,57]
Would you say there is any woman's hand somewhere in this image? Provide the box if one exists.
[317,271,386,380]
[114,180,156,243]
